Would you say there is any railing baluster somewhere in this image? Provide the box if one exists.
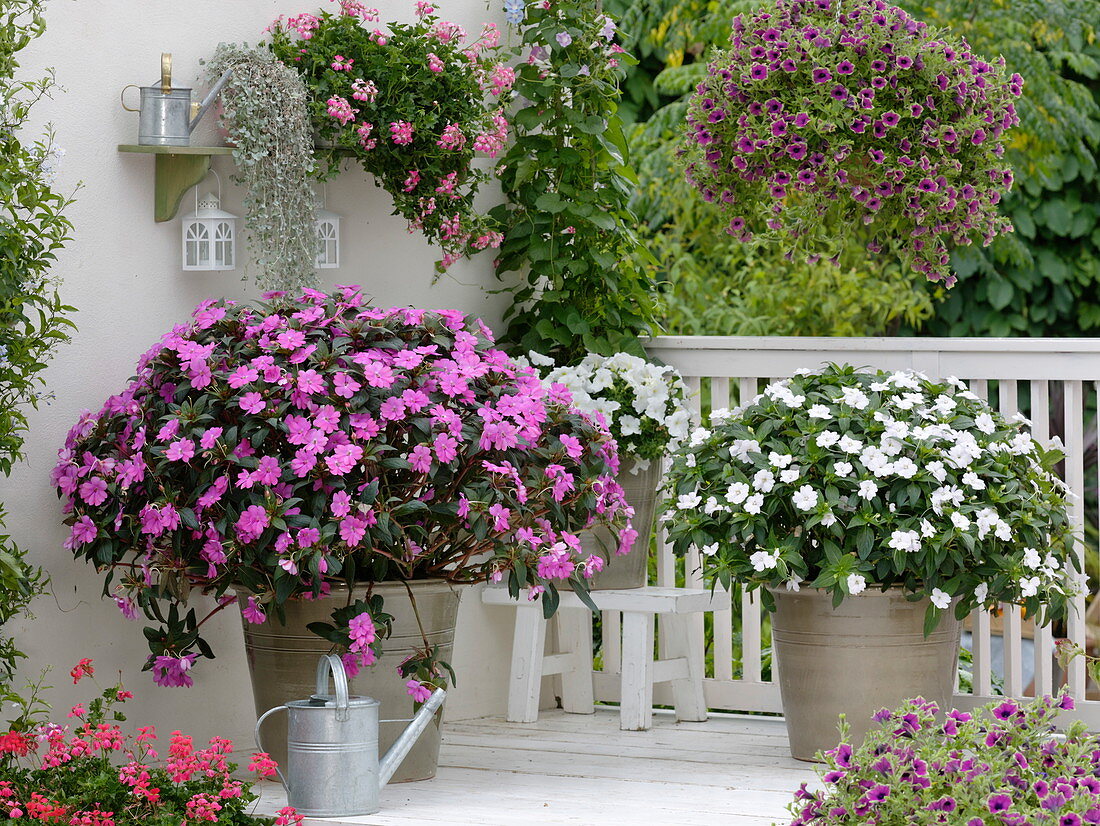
[1030,380,1054,697]
[968,379,993,697]
[710,377,735,682]
[1065,380,1088,699]
[999,380,1024,697]
[601,610,622,676]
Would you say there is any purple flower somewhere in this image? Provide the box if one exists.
[242,597,267,624]
[151,653,198,687]
[771,120,788,137]
[870,59,887,72]
[750,63,769,81]
[555,30,572,47]
[834,743,854,768]
[867,784,890,803]
[881,111,900,127]
[1061,815,1083,826]
[971,128,987,145]
[988,794,1013,814]
[928,796,957,812]
[793,112,810,127]
[812,67,832,84]
[797,169,816,186]
[992,700,1019,720]
[896,55,914,69]
[764,98,783,115]
[836,60,855,74]
[781,58,799,72]
[917,178,937,192]
[869,149,885,164]
[830,84,849,100]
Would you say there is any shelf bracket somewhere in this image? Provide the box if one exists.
[154,153,213,223]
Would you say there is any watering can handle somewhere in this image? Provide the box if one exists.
[316,653,351,722]
[120,85,141,112]
[161,53,172,95]
[254,706,290,790]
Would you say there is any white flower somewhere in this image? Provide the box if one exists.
[870,381,890,392]
[710,408,731,424]
[780,468,801,484]
[926,460,947,483]
[700,542,719,557]
[974,582,989,603]
[890,371,923,390]
[1011,412,1033,427]
[883,420,910,439]
[816,431,840,448]
[725,482,750,505]
[847,574,867,595]
[975,413,996,434]
[770,452,794,468]
[994,520,1012,541]
[792,485,819,511]
[950,511,971,531]
[879,437,904,457]
[784,578,801,592]
[808,404,832,419]
[820,511,837,527]
[527,350,556,367]
[1019,576,1041,598]
[1043,553,1061,572]
[888,530,921,553]
[619,415,642,436]
[753,469,776,493]
[744,493,765,514]
[858,480,878,500]
[838,435,863,454]
[833,461,853,477]
[893,457,918,478]
[930,485,964,515]
[730,439,760,462]
[841,387,870,410]
[677,492,702,510]
[666,409,691,440]
[749,549,781,571]
[1022,547,1042,569]
[933,394,958,416]
[930,588,952,610]
[703,496,722,515]
[894,392,925,410]
[689,427,711,447]
[920,519,936,538]
[962,471,986,490]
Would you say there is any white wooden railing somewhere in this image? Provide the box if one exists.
[591,337,1100,727]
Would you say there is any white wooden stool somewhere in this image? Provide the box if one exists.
[482,586,731,731]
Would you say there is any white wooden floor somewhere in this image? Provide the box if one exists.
[249,707,817,825]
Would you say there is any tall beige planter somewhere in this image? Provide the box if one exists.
[770,586,961,762]
[569,457,660,590]
[238,580,461,782]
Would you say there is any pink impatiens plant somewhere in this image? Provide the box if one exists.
[53,287,631,687]
[683,0,1022,284]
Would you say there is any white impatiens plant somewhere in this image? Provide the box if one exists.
[533,352,693,465]
[662,364,1081,631]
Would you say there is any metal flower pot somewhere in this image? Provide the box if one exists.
[567,457,660,590]
[770,586,961,762]
[237,579,461,782]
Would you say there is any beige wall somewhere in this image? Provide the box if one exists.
[2,0,517,744]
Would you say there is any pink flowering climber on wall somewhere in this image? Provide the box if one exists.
[54,287,631,687]
[683,0,1022,285]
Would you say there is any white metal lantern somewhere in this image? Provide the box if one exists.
[181,192,237,272]
[315,206,341,269]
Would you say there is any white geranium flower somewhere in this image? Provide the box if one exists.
[816,431,840,448]
[753,469,776,493]
[858,480,878,500]
[975,413,996,434]
[1019,576,1041,598]
[725,482,750,505]
[808,404,832,419]
[792,485,818,511]
[770,452,794,468]
[749,549,780,571]
[619,415,642,436]
[847,574,867,595]
[838,435,863,454]
[700,542,719,557]
[930,588,952,610]
[780,468,801,484]
[677,492,702,510]
[974,582,989,603]
[744,493,765,514]
[1022,547,1042,569]
[888,530,921,553]
[833,461,853,477]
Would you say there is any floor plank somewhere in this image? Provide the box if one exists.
[249,707,817,825]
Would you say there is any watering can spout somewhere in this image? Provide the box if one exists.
[189,67,233,134]
[378,688,446,787]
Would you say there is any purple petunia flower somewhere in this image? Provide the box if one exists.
[896,54,914,69]
[772,120,788,137]
[869,149,885,164]
[988,794,1013,814]
[881,111,900,127]
[866,784,890,803]
[787,143,808,160]
[837,60,855,74]
[793,112,810,127]
[830,84,849,100]
[812,67,832,84]
[781,58,799,72]
[750,63,769,81]
[917,178,938,193]
[971,128,987,145]
[992,700,1019,720]
[765,98,783,114]
[870,59,887,72]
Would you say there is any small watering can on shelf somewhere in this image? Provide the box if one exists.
[120,53,232,147]
[255,654,447,818]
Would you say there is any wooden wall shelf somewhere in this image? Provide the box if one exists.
[118,145,234,222]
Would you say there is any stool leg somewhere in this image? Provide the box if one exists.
[557,607,595,714]
[620,611,655,731]
[664,614,708,722]
[508,606,547,723]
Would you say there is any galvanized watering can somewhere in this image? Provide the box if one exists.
[120,53,232,147]
[256,654,446,817]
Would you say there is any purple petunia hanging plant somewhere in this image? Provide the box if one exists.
[52,287,632,688]
[683,0,1023,284]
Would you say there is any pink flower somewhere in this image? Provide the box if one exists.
[79,476,109,506]
[351,79,378,103]
[433,432,459,463]
[166,438,195,462]
[427,52,444,73]
[437,123,466,150]
[228,366,258,388]
[331,490,352,518]
[559,434,583,460]
[403,170,421,192]
[339,515,368,546]
[348,611,376,651]
[409,444,433,473]
[330,54,354,71]
[326,443,364,475]
[488,503,511,532]
[151,653,197,688]
[114,594,138,620]
[406,679,433,703]
[297,527,320,547]
[239,392,266,415]
[333,372,360,399]
[70,515,98,546]
[199,427,223,449]
[297,369,325,395]
[390,121,415,145]
[242,597,267,624]
[235,505,270,543]
[326,96,357,125]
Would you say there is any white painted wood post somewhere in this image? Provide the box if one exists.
[662,613,708,722]
[507,605,547,723]
[620,611,655,731]
[556,608,595,714]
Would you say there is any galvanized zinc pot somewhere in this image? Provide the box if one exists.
[769,586,961,762]
[238,579,461,782]
[566,457,660,590]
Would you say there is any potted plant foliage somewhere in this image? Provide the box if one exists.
[268,0,511,272]
[785,693,1099,823]
[661,364,1080,760]
[533,352,693,588]
[682,0,1022,285]
[53,287,631,780]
